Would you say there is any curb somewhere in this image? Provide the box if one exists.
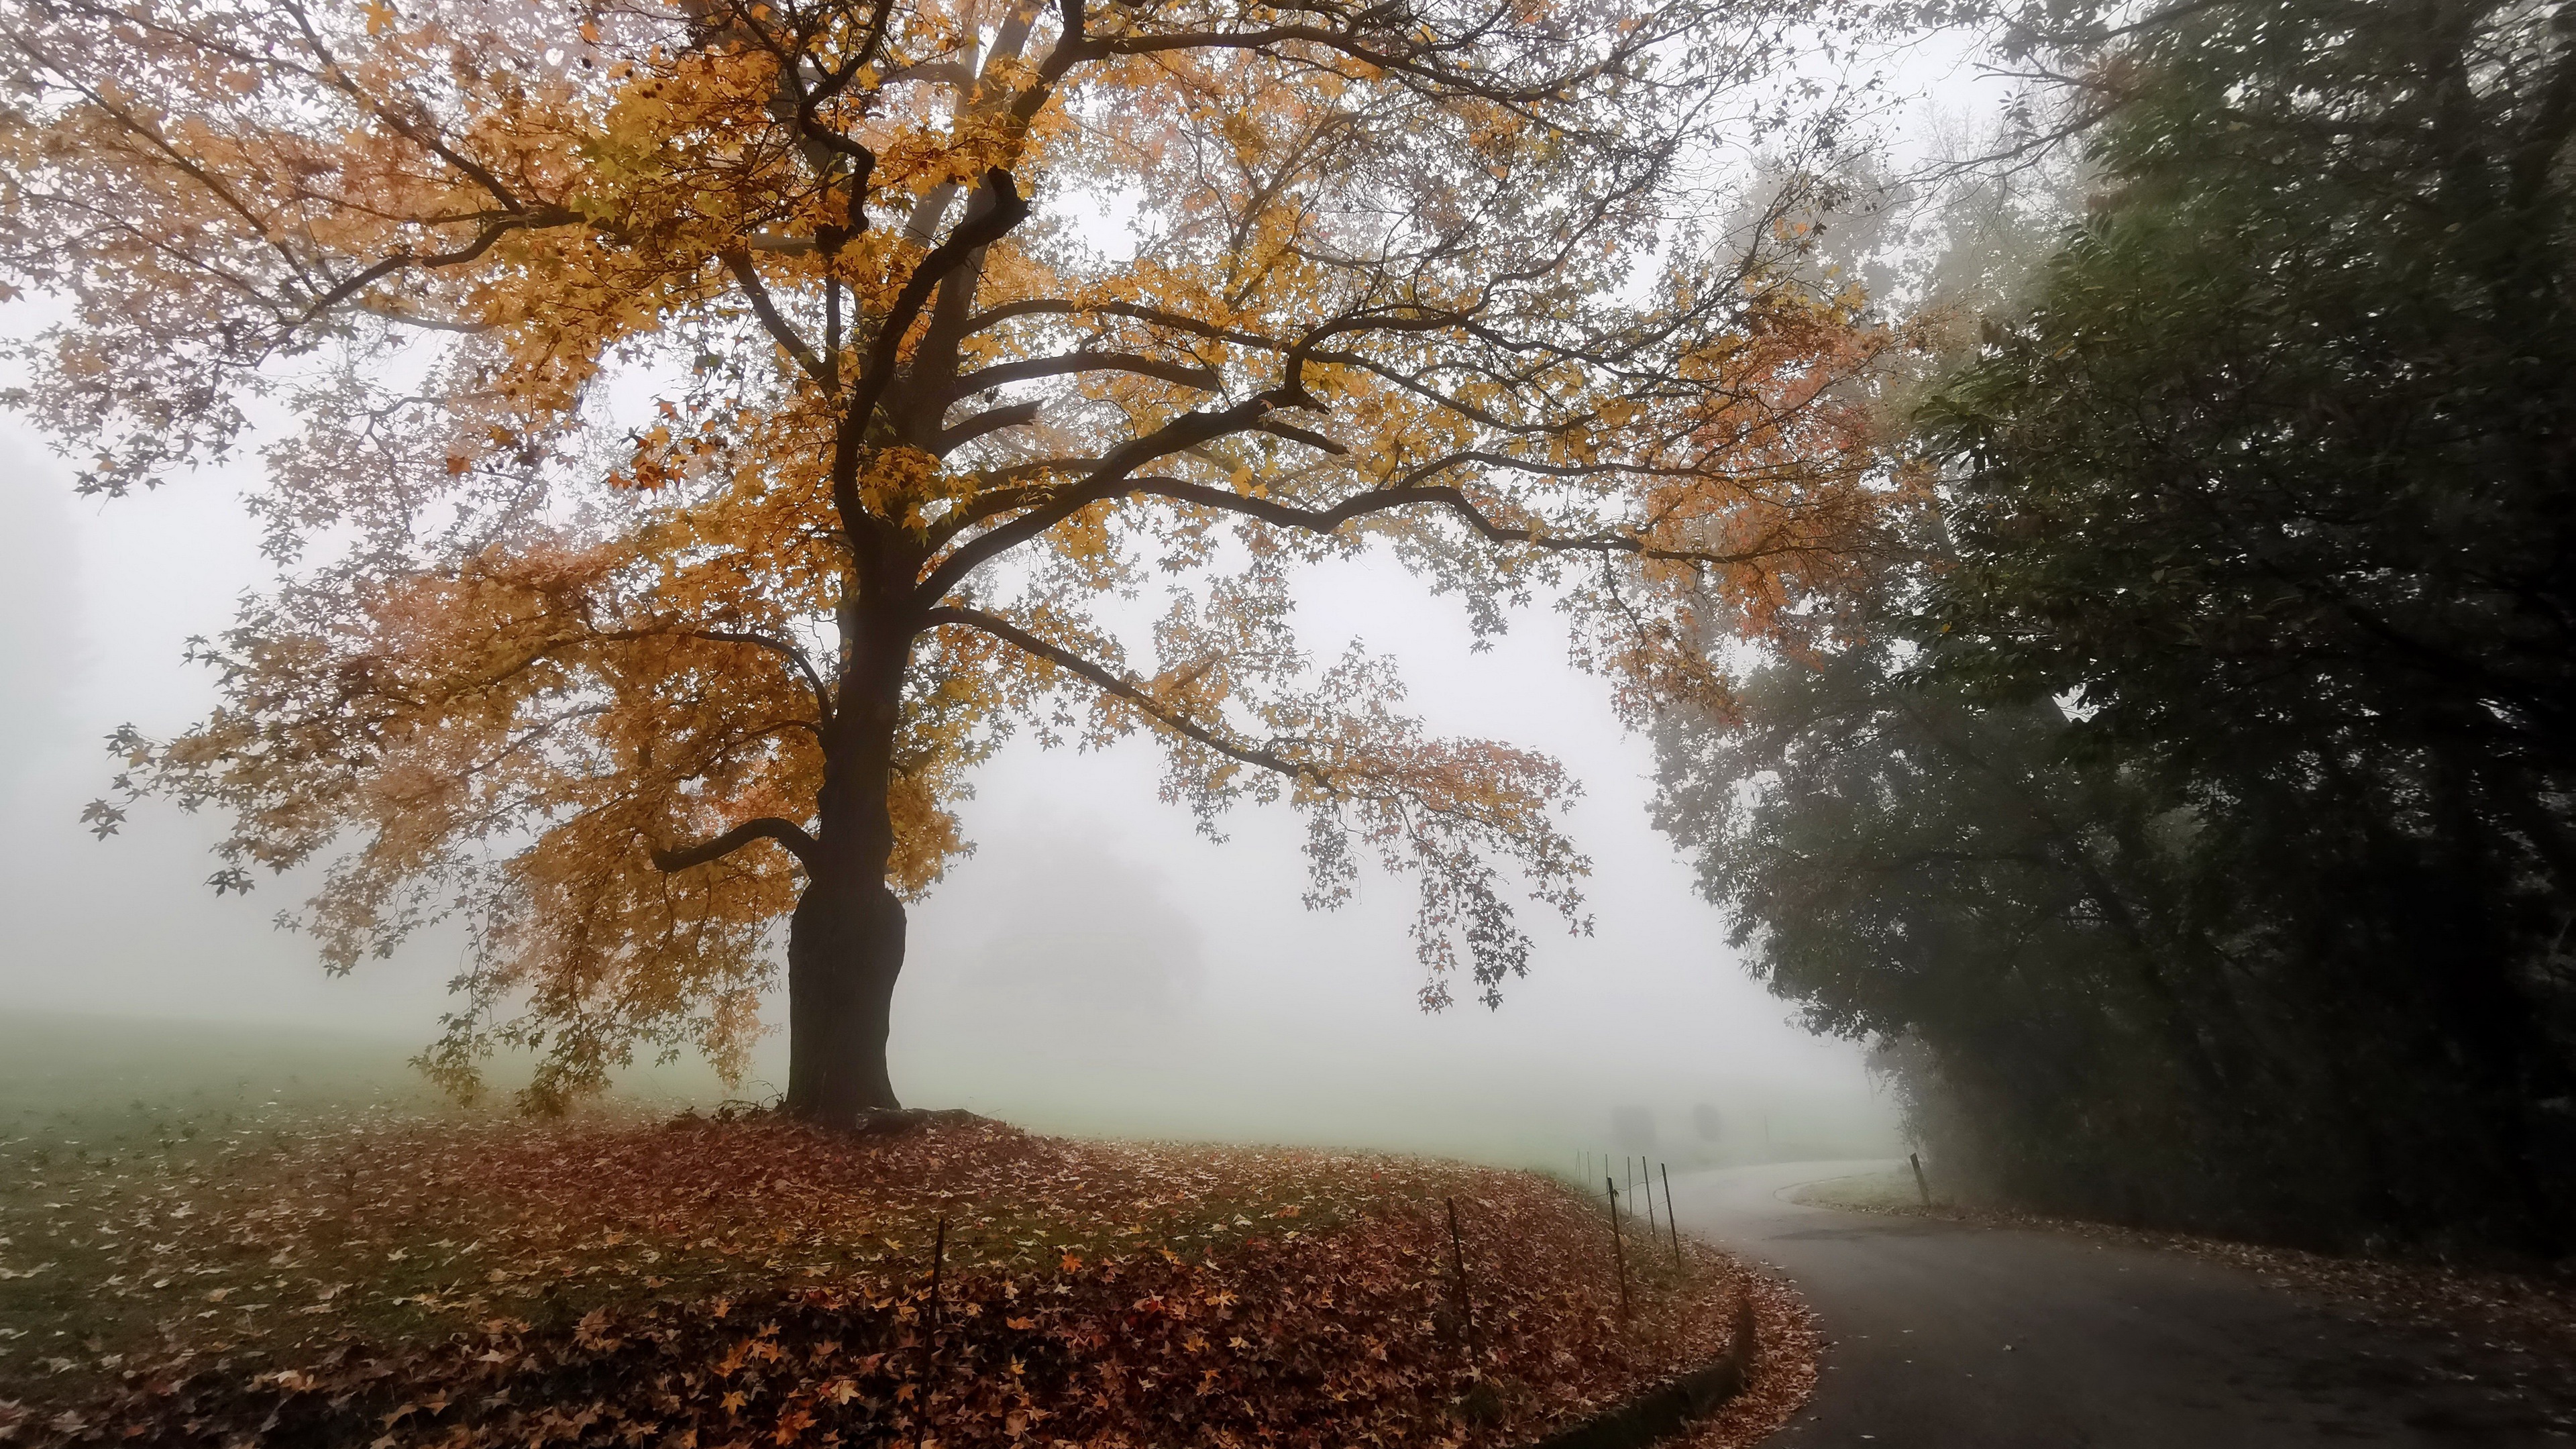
[1526,1287,1759,1449]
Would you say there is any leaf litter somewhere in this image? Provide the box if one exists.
[0,1110,1814,1447]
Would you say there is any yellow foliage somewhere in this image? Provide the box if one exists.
[9,0,1914,1106]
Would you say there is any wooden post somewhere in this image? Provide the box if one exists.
[1661,1163,1681,1267]
[916,1216,947,1449]
[1603,1177,1631,1322]
[1909,1152,1931,1208]
[928,1216,947,1322]
[1643,1158,1658,1239]
[1445,1196,1481,1365]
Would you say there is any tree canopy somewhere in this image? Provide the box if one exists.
[3,0,1908,1114]
[1656,0,2576,1253]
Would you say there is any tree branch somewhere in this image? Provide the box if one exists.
[962,297,1283,350]
[1114,476,1795,565]
[941,349,1223,402]
[596,625,835,728]
[292,207,582,331]
[1254,417,1348,454]
[912,383,1322,600]
[722,252,833,386]
[835,167,1034,523]
[924,606,1323,784]
[845,168,1032,428]
[933,399,1044,453]
[652,816,819,872]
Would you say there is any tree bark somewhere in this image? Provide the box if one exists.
[784,869,906,1120]
[784,603,914,1123]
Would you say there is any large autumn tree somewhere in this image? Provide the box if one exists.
[1,0,1904,1120]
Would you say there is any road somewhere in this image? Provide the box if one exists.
[1665,1161,2559,1448]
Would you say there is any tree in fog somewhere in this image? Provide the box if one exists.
[1658,0,2576,1252]
[3,0,1904,1116]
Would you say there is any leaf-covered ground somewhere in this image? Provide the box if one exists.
[1,1110,1809,1447]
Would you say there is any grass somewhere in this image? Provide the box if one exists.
[0,1031,1783,1449]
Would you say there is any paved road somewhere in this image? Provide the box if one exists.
[1666,1161,2560,1448]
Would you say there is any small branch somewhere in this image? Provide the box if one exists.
[295,207,578,330]
[598,625,834,728]
[940,350,1223,402]
[962,298,1283,350]
[924,606,1322,785]
[933,399,1044,454]
[1115,476,1792,566]
[652,816,819,871]
[1254,417,1348,454]
[913,384,1322,598]
[722,252,833,386]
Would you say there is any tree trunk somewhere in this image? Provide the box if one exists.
[784,611,913,1123]
[784,873,906,1120]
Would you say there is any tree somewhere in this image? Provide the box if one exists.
[3,0,1904,1118]
[1653,646,2223,1222]
[1656,0,2576,1252]
[1917,0,2576,1249]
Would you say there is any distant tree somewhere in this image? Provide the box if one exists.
[1657,0,2576,1251]
[3,0,1905,1117]
[1658,643,2318,1234]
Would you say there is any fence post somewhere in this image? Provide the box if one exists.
[1603,1177,1631,1322]
[1445,1196,1481,1366]
[1910,1152,1931,1208]
[1661,1163,1680,1266]
[915,1216,947,1449]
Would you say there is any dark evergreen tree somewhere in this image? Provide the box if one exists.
[1659,0,2576,1254]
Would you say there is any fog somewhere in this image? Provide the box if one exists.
[0,412,1898,1167]
[0,28,2050,1173]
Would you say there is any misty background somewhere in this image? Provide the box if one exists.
[0,26,2050,1171]
[0,411,1899,1167]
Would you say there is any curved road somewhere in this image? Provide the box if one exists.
[1666,1161,2559,1447]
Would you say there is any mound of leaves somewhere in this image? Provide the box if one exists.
[3,1114,1750,1447]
